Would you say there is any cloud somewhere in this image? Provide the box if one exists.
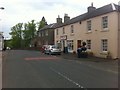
[1,0,119,38]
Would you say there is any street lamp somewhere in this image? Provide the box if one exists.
[0,7,4,10]
[0,7,4,50]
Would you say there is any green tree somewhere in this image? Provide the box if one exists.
[22,20,36,47]
[9,17,48,48]
[9,23,23,48]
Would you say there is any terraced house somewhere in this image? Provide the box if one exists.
[54,3,120,59]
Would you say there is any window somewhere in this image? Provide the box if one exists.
[101,39,108,51]
[42,31,44,37]
[45,30,48,36]
[87,20,91,31]
[102,16,108,29]
[67,40,74,51]
[63,27,65,34]
[71,25,74,33]
[39,32,41,37]
[87,40,91,50]
[56,29,58,35]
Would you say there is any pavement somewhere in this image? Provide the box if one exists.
[57,52,119,74]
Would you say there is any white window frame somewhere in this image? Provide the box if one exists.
[102,16,108,29]
[87,40,91,50]
[67,40,74,51]
[101,39,108,52]
[71,25,74,33]
[87,20,92,32]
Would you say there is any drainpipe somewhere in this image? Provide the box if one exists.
[118,2,120,59]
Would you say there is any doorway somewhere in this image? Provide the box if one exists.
[77,40,81,48]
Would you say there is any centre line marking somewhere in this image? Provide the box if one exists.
[50,67,86,88]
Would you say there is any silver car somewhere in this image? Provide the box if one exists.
[45,45,61,55]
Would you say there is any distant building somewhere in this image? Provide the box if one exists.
[0,32,4,50]
[54,3,120,59]
[36,16,62,47]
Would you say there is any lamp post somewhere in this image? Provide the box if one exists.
[0,7,4,51]
[0,7,4,10]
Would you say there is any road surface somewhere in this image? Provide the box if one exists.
[2,50,118,88]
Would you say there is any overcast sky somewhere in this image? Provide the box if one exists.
[0,0,119,39]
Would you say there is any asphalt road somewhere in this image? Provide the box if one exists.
[2,50,118,88]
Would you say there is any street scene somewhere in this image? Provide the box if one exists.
[2,50,118,88]
[0,0,120,89]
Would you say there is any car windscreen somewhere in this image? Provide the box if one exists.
[52,45,58,49]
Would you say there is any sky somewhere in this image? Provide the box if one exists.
[0,0,119,39]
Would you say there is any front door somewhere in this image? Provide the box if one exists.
[77,40,81,48]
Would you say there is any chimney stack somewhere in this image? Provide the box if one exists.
[64,14,70,23]
[87,2,96,13]
[56,15,62,24]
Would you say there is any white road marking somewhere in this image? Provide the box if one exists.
[50,67,85,88]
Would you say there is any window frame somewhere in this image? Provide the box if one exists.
[63,27,65,34]
[45,30,48,36]
[87,20,92,32]
[101,39,108,52]
[102,16,108,29]
[87,40,91,50]
[71,25,74,33]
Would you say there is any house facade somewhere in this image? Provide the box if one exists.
[36,23,60,47]
[54,3,120,59]
[36,15,63,47]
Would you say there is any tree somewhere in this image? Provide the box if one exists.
[9,23,23,48]
[37,16,47,30]
[9,17,48,48]
[22,20,37,47]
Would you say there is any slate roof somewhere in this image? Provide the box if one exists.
[38,3,120,30]
[55,3,120,28]
[38,23,61,31]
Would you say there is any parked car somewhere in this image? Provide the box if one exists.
[41,45,49,53]
[6,47,11,50]
[45,45,61,55]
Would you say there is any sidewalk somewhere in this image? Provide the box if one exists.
[59,52,119,62]
[58,52,119,73]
